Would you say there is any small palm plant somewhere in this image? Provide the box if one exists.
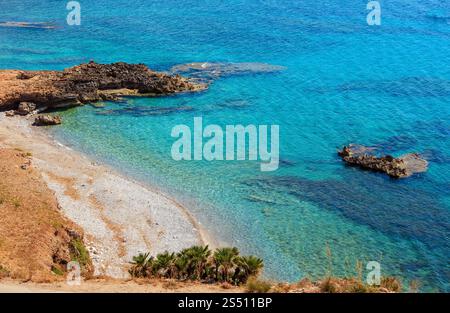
[129,252,151,278]
[178,248,196,278]
[213,247,239,282]
[153,251,176,278]
[129,246,265,287]
[174,253,190,280]
[234,255,264,284]
[184,245,211,280]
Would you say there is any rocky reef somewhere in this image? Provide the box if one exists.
[338,144,428,178]
[169,62,286,83]
[0,61,207,113]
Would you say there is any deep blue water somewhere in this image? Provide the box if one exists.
[1,0,449,291]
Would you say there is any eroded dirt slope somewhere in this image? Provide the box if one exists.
[0,148,92,282]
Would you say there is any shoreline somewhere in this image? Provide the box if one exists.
[0,112,216,278]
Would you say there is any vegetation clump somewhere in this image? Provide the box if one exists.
[0,265,10,278]
[313,276,403,293]
[69,238,91,270]
[246,277,272,293]
[129,246,405,293]
[51,265,64,276]
[129,246,264,286]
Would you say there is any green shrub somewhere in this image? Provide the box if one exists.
[51,265,64,276]
[70,238,90,268]
[129,245,264,286]
[246,277,272,293]
[129,252,151,278]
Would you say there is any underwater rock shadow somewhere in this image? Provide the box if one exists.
[414,120,450,138]
[215,99,252,109]
[95,105,195,117]
[341,77,450,97]
[198,98,255,115]
[368,122,450,164]
[425,14,450,25]
[1,47,53,55]
[169,62,286,83]
[308,77,450,98]
[370,135,420,154]
[243,173,450,252]
[421,149,450,164]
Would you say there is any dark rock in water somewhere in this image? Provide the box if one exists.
[338,144,428,178]
[96,105,195,117]
[33,115,62,126]
[426,14,450,24]
[279,158,296,167]
[216,99,251,109]
[0,62,207,112]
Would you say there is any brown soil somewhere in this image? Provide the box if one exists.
[0,277,244,293]
[0,148,92,282]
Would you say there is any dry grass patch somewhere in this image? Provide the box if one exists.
[0,148,92,282]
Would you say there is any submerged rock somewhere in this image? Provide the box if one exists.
[33,115,62,126]
[170,62,286,82]
[96,105,195,117]
[338,144,428,178]
[0,21,56,29]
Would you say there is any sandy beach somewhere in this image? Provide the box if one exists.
[0,112,214,278]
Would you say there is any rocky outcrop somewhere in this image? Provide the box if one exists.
[33,115,62,126]
[338,144,428,178]
[0,61,207,112]
[3,102,42,117]
[16,102,37,116]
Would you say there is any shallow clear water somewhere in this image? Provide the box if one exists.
[1,0,449,291]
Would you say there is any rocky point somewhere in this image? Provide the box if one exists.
[0,61,207,113]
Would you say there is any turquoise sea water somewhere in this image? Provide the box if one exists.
[1,1,449,291]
